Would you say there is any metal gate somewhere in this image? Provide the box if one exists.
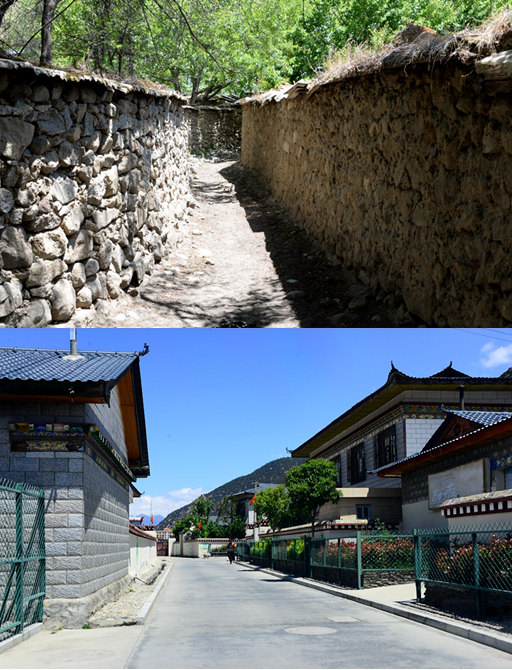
[157,539,168,556]
[0,478,45,643]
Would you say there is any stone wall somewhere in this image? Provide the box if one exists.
[241,51,512,325]
[0,59,191,326]
[185,104,241,156]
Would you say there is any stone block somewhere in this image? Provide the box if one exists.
[54,555,82,570]
[68,513,83,527]
[31,228,67,260]
[54,500,83,515]
[54,471,82,487]
[51,278,76,322]
[45,542,67,557]
[36,109,66,135]
[46,570,67,586]
[44,514,69,528]
[49,173,78,205]
[26,259,66,288]
[64,230,93,264]
[52,585,81,599]
[54,528,83,543]
[0,226,33,269]
[0,117,35,159]
[0,280,23,318]
[26,471,55,486]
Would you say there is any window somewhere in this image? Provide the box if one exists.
[334,455,342,486]
[374,425,397,469]
[356,504,371,521]
[348,443,366,484]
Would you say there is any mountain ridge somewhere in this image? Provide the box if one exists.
[156,457,306,529]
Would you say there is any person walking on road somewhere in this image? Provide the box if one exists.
[227,541,236,564]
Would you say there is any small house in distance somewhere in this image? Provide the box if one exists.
[0,335,150,627]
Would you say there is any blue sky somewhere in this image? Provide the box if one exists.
[3,328,512,518]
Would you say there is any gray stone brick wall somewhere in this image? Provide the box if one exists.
[0,396,131,600]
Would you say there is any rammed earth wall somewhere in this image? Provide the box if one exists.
[240,50,512,325]
[0,59,191,326]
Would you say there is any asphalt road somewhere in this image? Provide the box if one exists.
[125,557,512,669]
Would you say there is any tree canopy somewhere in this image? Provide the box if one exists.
[285,458,340,536]
[0,0,507,99]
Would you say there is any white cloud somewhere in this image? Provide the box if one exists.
[480,343,512,368]
[129,487,203,517]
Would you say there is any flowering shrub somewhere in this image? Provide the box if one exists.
[433,535,512,591]
[311,537,413,569]
[287,538,305,561]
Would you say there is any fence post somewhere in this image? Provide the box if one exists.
[270,538,274,571]
[356,531,362,589]
[337,538,341,586]
[38,491,45,623]
[304,535,311,578]
[413,529,422,602]
[472,532,481,618]
[15,484,24,634]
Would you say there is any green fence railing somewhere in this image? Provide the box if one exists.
[0,478,46,643]
[414,524,512,616]
[236,524,512,615]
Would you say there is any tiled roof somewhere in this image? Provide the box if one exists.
[292,362,512,458]
[373,410,512,475]
[0,347,138,384]
[442,408,512,426]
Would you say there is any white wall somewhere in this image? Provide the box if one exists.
[129,532,156,576]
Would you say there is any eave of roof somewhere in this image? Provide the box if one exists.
[375,413,512,477]
[0,347,139,386]
[291,364,512,458]
[0,345,150,478]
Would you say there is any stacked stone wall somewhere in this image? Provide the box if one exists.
[241,59,512,325]
[0,60,191,326]
[185,105,241,156]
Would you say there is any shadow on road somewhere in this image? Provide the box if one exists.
[220,161,421,327]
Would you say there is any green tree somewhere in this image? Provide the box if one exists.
[252,484,291,531]
[285,459,340,536]
[217,494,246,540]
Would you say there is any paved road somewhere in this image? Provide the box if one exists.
[126,558,512,669]
[1,557,511,669]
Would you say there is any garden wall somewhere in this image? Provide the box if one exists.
[0,59,191,327]
[240,44,512,325]
[185,104,241,156]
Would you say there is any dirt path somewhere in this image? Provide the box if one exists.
[66,158,418,328]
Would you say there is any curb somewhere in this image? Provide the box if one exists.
[135,560,174,624]
[242,564,512,655]
[0,623,42,656]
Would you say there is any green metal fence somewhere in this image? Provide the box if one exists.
[0,478,46,643]
[236,531,415,587]
[414,524,512,616]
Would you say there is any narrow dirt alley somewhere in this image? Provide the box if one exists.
[67,158,419,328]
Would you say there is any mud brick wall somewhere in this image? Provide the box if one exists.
[0,59,191,327]
[241,59,512,325]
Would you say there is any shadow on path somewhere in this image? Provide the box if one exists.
[220,161,422,327]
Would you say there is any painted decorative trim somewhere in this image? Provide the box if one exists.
[8,421,133,487]
[442,494,512,517]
